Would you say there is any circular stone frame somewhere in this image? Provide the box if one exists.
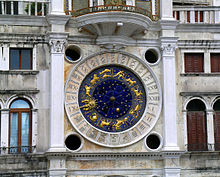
[144,132,163,151]
[65,133,84,152]
[65,45,82,63]
[143,47,161,66]
[65,51,162,147]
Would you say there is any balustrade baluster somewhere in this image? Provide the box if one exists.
[1,1,4,15]
[11,1,14,15]
[35,1,37,16]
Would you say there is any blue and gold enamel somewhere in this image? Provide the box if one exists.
[78,65,146,132]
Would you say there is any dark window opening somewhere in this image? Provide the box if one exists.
[184,53,204,73]
[146,134,161,150]
[214,100,220,150]
[65,46,81,62]
[187,11,190,22]
[187,99,207,151]
[200,11,204,22]
[9,48,32,70]
[65,134,81,151]
[195,11,198,22]
[9,99,32,154]
[211,53,220,73]
[145,49,158,64]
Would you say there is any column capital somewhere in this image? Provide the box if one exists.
[46,15,70,26]
[49,39,67,54]
[159,20,179,31]
[160,37,178,57]
[48,33,68,54]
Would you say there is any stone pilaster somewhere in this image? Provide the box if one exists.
[0,109,9,154]
[46,13,69,177]
[48,33,68,153]
[160,0,173,20]
[160,19,182,177]
[160,36,179,151]
[207,110,215,151]
[162,152,183,177]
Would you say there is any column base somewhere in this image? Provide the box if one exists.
[47,147,67,152]
[163,146,180,151]
[48,169,67,177]
[164,168,181,177]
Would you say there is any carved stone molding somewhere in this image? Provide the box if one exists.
[49,39,67,54]
[161,43,177,56]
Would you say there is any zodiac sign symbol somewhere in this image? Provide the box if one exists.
[113,118,128,130]
[100,69,112,78]
[90,74,99,85]
[85,85,91,97]
[129,104,140,118]
[103,74,112,78]
[126,78,136,86]
[100,69,111,74]
[90,113,98,122]
[114,71,125,79]
[100,120,110,128]
[132,88,143,97]
[81,98,97,111]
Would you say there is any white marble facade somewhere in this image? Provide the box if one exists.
[0,0,220,177]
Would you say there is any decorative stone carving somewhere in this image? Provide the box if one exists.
[161,43,177,56]
[49,39,67,54]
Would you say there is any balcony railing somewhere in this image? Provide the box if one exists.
[173,6,220,24]
[0,146,35,154]
[65,5,160,21]
[0,0,49,16]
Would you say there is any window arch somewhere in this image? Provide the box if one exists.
[213,99,220,151]
[9,99,32,153]
[186,99,207,151]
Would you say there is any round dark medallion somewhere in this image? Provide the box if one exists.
[78,65,146,132]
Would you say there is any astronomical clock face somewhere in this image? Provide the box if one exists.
[65,52,161,147]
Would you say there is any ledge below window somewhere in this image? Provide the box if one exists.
[181,73,220,77]
[180,92,220,96]
[0,90,39,94]
[0,70,39,75]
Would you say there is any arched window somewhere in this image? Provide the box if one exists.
[213,99,220,151]
[186,99,207,151]
[9,99,32,153]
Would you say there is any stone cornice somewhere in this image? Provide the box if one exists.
[0,16,48,26]
[46,14,71,26]
[159,19,179,30]
[180,92,220,96]
[176,24,220,33]
[180,73,220,76]
[178,40,220,49]
[0,33,47,44]
[68,12,154,29]
[0,90,40,94]
[0,70,39,75]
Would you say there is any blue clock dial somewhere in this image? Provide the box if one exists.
[78,65,146,132]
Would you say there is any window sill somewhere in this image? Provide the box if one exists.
[0,70,39,75]
[181,73,220,77]
[0,89,39,94]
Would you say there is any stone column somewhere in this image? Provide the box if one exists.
[46,13,69,177]
[160,0,173,20]
[160,36,179,151]
[0,109,9,154]
[207,110,215,151]
[183,110,188,151]
[160,17,181,176]
[50,0,65,15]
[48,34,67,152]
[32,109,38,152]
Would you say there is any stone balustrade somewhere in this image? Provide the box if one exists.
[0,0,49,16]
[173,6,220,24]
